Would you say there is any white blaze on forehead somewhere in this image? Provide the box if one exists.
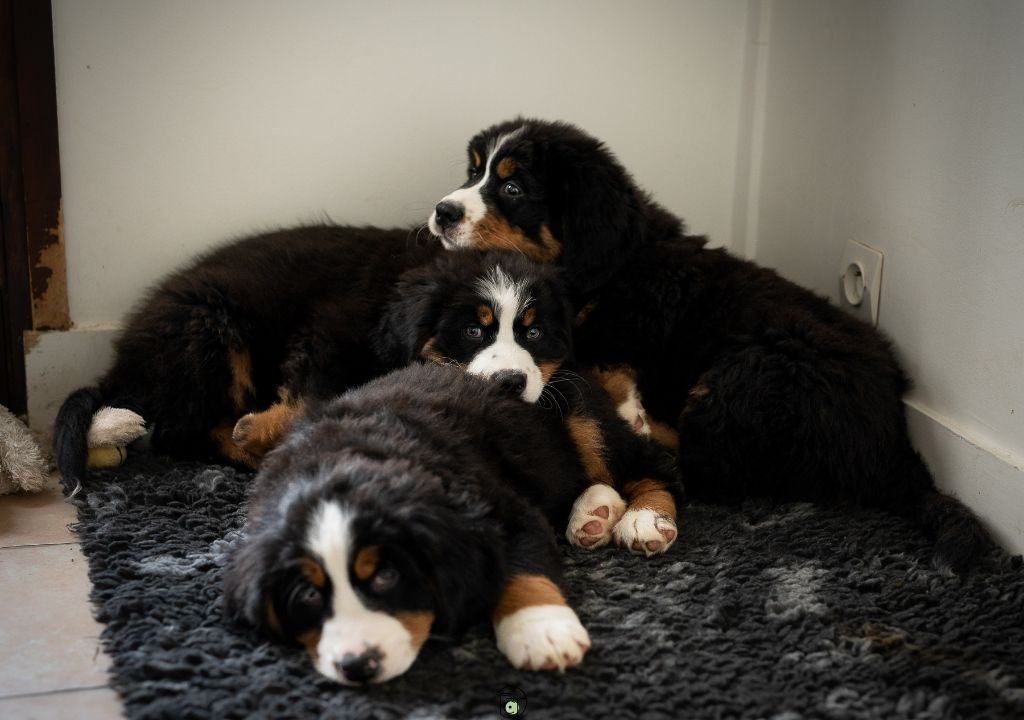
[466,266,545,403]
[429,127,526,242]
[306,501,418,685]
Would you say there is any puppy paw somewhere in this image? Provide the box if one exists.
[495,605,590,672]
[566,484,626,549]
[613,508,678,557]
[231,401,302,460]
[87,407,146,448]
[231,413,256,446]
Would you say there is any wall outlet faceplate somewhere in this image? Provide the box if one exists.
[838,239,883,326]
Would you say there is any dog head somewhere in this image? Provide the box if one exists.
[428,118,681,296]
[373,251,574,403]
[224,427,503,685]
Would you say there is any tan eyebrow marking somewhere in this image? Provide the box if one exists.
[299,557,327,588]
[497,157,516,179]
[353,546,380,581]
[521,307,536,326]
[478,305,495,326]
[472,149,481,168]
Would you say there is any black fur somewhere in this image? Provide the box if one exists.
[54,224,438,490]
[375,251,683,514]
[432,118,993,573]
[224,363,588,656]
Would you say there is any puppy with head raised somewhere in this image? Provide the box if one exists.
[373,251,683,556]
[428,118,993,573]
[224,363,593,684]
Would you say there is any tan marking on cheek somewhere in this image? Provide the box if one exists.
[471,214,562,263]
[298,629,321,664]
[538,361,562,384]
[521,307,536,326]
[397,611,435,650]
[536,224,562,263]
[265,597,283,637]
[299,557,326,588]
[574,301,597,327]
[231,397,306,461]
[492,574,567,623]
[353,546,380,581]
[477,305,494,326]
[228,347,256,413]
[623,478,677,520]
[472,149,481,169]
[566,414,613,485]
[496,157,516,179]
[418,336,445,364]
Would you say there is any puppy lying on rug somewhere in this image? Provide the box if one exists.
[54,225,439,494]
[225,363,643,683]
[236,251,683,555]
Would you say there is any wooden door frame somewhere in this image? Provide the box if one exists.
[1,0,68,416]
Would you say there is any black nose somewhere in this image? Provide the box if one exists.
[434,201,464,230]
[493,370,527,396]
[336,649,381,684]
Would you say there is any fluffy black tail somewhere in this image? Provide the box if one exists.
[918,488,994,575]
[904,450,994,575]
[53,386,104,496]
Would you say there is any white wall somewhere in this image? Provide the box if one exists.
[50,0,750,328]
[747,0,1024,551]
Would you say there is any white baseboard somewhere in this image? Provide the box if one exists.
[905,398,1024,556]
[25,327,1024,557]
[25,327,119,444]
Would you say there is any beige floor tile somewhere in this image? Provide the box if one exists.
[0,686,123,720]
[0,544,110,697]
[0,475,76,548]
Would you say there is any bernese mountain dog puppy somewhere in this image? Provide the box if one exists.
[371,251,682,554]
[224,363,595,685]
[54,225,439,493]
[427,118,992,573]
[235,251,682,555]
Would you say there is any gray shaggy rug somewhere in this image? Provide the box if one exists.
[72,454,1024,720]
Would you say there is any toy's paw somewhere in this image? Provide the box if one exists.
[613,508,678,556]
[566,484,626,549]
[495,605,590,672]
[87,407,146,448]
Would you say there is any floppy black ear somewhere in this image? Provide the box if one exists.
[223,529,286,636]
[372,266,450,368]
[394,500,505,638]
[546,137,658,297]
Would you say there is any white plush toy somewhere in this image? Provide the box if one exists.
[0,404,48,494]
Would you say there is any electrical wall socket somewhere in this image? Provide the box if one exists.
[838,239,883,326]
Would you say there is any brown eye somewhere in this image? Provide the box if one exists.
[502,181,522,197]
[371,567,399,593]
[465,325,483,339]
[525,327,542,341]
[288,582,324,616]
